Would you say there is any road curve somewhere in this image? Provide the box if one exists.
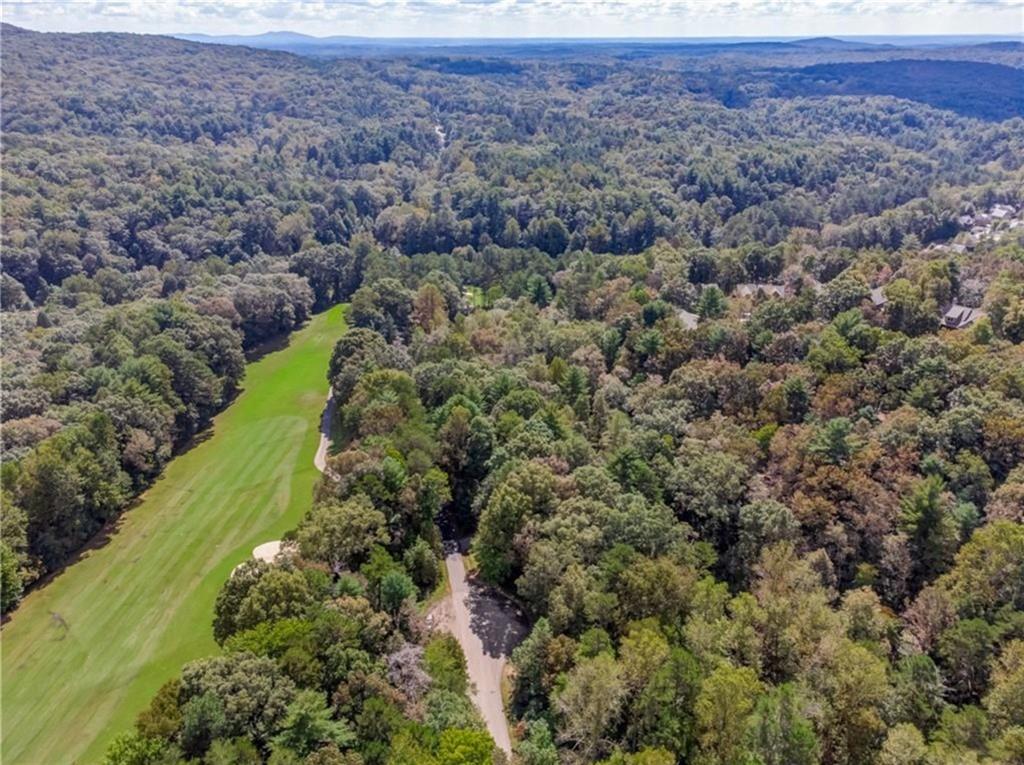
[315,388,526,755]
[443,540,528,756]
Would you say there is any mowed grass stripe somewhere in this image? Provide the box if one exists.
[1,305,345,765]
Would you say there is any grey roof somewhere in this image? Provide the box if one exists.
[677,309,699,330]
[942,304,985,329]
[734,283,786,298]
[869,287,887,307]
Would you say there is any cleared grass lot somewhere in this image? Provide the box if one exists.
[1,305,345,765]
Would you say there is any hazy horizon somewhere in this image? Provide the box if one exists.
[178,31,1024,41]
[3,0,1022,39]
[6,24,1022,45]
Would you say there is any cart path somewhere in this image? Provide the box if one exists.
[0,306,345,765]
[314,388,334,473]
[250,388,334,563]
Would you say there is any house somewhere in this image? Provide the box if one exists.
[957,214,974,227]
[677,309,699,330]
[942,304,985,329]
[733,283,786,299]
[869,287,887,308]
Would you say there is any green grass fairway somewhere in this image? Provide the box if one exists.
[2,305,346,765]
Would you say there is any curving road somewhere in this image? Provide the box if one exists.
[315,388,527,755]
[442,539,528,756]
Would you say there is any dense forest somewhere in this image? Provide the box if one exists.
[2,22,1024,765]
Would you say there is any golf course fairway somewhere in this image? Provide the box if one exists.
[1,304,346,765]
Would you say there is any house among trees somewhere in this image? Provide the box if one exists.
[677,308,699,329]
[733,283,787,299]
[942,303,985,329]
[991,203,1015,219]
[869,286,887,308]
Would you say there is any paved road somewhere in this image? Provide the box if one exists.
[443,540,528,756]
[316,390,527,754]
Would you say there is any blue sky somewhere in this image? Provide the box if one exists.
[3,0,1022,38]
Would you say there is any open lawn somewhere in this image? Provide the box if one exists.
[1,305,346,765]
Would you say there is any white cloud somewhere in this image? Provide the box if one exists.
[2,0,1021,37]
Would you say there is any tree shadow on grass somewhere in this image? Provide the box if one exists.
[245,331,295,362]
[1,312,343,628]
[3,429,218,625]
